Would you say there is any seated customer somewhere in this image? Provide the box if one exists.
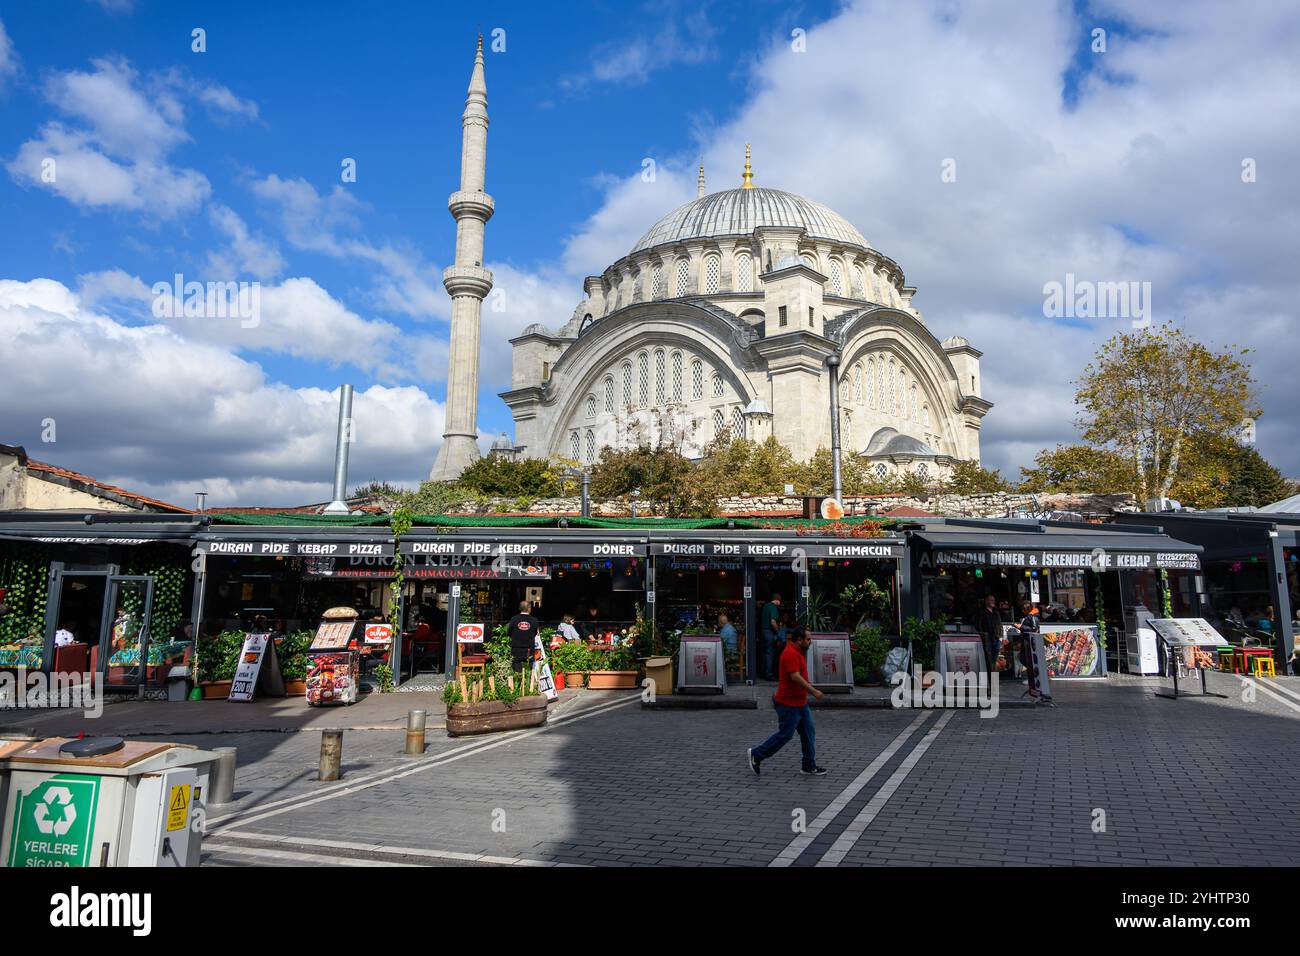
[718,612,738,655]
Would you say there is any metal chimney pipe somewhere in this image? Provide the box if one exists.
[323,384,354,515]
[826,355,843,504]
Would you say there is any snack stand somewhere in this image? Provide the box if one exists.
[306,608,361,706]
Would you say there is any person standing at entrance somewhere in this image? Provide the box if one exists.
[507,601,540,674]
[747,626,826,776]
[760,593,782,680]
[976,593,1003,677]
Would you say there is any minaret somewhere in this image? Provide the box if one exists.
[697,160,706,198]
[431,36,495,481]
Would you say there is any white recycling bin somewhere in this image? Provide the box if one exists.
[1,737,218,868]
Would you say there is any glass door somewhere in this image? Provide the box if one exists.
[102,575,154,692]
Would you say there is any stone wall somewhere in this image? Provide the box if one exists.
[438,491,1138,520]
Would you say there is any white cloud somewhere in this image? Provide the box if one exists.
[206,204,284,279]
[0,19,18,93]
[0,278,448,506]
[192,82,259,123]
[560,6,717,91]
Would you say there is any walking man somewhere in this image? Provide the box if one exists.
[976,592,1003,678]
[747,626,826,776]
[507,600,540,674]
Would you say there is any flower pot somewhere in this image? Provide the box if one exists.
[446,695,549,736]
[284,679,307,696]
[585,670,638,690]
[200,680,233,699]
[566,672,586,688]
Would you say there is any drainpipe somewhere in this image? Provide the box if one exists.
[323,384,354,515]
[826,354,843,504]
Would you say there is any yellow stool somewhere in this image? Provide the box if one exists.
[1249,655,1276,678]
[1215,647,1236,672]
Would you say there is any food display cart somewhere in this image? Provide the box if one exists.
[306,608,361,706]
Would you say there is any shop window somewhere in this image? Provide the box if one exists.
[704,255,720,294]
[675,259,691,297]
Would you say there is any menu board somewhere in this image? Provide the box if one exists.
[1040,624,1103,679]
[1148,618,1225,647]
[310,621,355,651]
[808,633,852,689]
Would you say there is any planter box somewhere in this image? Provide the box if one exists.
[585,670,638,690]
[200,680,233,699]
[284,679,307,696]
[447,695,548,736]
[566,672,586,689]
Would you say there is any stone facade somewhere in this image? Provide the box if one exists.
[498,170,992,478]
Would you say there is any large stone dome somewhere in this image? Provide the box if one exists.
[630,187,869,255]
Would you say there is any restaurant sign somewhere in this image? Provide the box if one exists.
[197,540,395,558]
[931,548,1199,571]
[303,553,551,580]
[399,540,644,558]
[650,541,903,560]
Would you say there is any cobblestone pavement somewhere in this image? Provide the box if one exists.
[190,670,1300,867]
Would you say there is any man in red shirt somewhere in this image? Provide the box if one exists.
[747,626,826,776]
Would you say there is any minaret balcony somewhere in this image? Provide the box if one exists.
[443,264,494,298]
[448,190,495,222]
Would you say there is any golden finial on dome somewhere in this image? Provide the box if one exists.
[741,143,754,189]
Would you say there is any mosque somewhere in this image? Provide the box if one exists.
[431,39,991,483]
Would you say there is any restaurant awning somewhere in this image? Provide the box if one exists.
[912,530,1202,571]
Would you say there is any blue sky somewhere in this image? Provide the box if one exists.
[0,0,1296,506]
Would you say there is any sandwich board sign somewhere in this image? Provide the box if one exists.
[229,632,285,701]
[532,635,559,702]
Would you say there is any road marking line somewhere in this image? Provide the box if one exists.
[207,691,637,823]
[206,831,579,867]
[203,842,418,867]
[816,710,956,866]
[1239,677,1300,715]
[767,711,932,868]
[211,694,640,833]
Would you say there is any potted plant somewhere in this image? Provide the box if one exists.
[442,667,548,736]
[550,641,589,689]
[276,630,312,695]
[850,626,890,685]
[195,630,243,698]
[586,639,639,690]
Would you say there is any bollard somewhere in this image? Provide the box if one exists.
[405,709,427,755]
[319,729,343,781]
[209,747,238,805]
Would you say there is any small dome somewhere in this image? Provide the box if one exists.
[522,323,549,336]
[490,433,513,451]
[863,427,938,458]
[743,398,772,416]
[942,335,970,349]
[630,187,869,255]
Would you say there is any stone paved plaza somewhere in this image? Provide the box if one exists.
[182,670,1300,868]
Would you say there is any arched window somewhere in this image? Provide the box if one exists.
[654,349,666,405]
[839,377,851,404]
[713,408,726,440]
[675,259,690,297]
[637,351,650,406]
[650,264,663,299]
[569,431,580,460]
[703,255,720,294]
[711,372,724,398]
[691,359,704,400]
[854,264,867,298]
[874,463,888,480]
[910,384,919,422]
[853,364,863,403]
[874,357,884,409]
[585,430,595,463]
[734,253,753,292]
[888,359,897,415]
[621,362,633,407]
[732,406,745,439]
[828,259,844,296]
[671,352,683,401]
[603,376,614,414]
[586,394,596,419]
[922,404,930,428]
[897,367,906,417]
[800,253,816,270]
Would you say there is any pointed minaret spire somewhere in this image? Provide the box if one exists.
[741,143,754,189]
[697,160,706,198]
[431,38,496,481]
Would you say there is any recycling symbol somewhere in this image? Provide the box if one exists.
[33,786,76,837]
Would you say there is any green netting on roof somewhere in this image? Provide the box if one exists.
[209,512,898,532]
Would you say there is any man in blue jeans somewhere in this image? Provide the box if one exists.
[747,626,827,776]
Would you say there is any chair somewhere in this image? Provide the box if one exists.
[457,641,486,678]
[1215,647,1236,672]
[1249,655,1276,678]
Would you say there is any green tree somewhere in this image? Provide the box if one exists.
[589,441,697,516]
[1222,443,1293,507]
[1074,323,1259,502]
[455,456,565,498]
[944,459,1012,494]
[1018,444,1134,493]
